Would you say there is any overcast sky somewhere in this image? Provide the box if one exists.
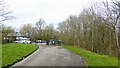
[3,0,104,31]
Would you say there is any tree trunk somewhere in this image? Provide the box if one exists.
[115,30,120,57]
[118,32,120,58]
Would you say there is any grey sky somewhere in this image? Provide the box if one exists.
[3,0,104,31]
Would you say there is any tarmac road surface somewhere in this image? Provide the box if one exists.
[10,43,87,68]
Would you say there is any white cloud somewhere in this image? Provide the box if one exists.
[4,0,101,30]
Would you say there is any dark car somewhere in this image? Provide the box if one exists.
[35,40,42,43]
[49,39,61,46]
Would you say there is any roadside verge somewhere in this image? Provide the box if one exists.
[2,43,39,68]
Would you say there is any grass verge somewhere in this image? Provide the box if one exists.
[2,43,38,67]
[62,45,118,67]
[0,44,2,68]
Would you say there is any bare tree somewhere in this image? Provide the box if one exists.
[20,24,33,37]
[57,1,119,57]
[35,18,45,39]
[103,0,120,57]
[113,1,120,57]
[0,0,13,22]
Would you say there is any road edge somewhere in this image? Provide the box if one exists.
[61,46,88,67]
[5,44,39,68]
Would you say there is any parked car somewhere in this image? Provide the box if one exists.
[49,39,61,46]
[23,40,32,44]
[15,40,19,43]
[15,39,31,44]
[15,37,32,44]
[35,40,42,43]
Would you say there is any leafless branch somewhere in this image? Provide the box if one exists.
[0,0,14,22]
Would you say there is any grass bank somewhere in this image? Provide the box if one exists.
[2,43,38,67]
[0,44,2,68]
[62,45,118,67]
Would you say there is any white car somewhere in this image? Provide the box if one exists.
[15,37,32,44]
[15,40,31,44]
[20,40,31,44]
[15,40,19,43]
[24,40,31,44]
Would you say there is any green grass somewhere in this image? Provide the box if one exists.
[62,45,118,66]
[0,44,2,68]
[2,43,38,67]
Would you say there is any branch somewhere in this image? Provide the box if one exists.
[113,1,120,7]
[0,16,15,22]
[0,11,12,16]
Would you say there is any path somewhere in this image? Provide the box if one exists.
[10,43,86,67]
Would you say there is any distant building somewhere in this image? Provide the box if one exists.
[13,32,31,44]
[3,32,29,42]
[2,32,25,43]
[12,32,25,41]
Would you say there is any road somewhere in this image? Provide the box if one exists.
[10,43,86,67]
